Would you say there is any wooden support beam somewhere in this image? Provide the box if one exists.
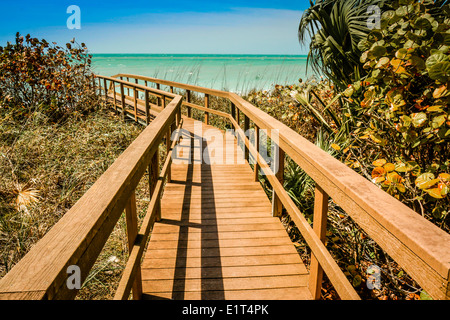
[103,78,108,102]
[112,81,117,113]
[244,115,250,163]
[120,82,126,120]
[254,125,260,182]
[156,84,161,106]
[166,128,172,183]
[308,185,329,300]
[271,146,285,218]
[124,191,142,300]
[149,149,161,222]
[144,90,150,126]
[186,90,191,118]
[204,93,210,125]
[134,88,138,122]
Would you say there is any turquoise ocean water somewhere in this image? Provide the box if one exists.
[91,54,310,94]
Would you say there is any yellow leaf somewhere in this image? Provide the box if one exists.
[415,173,436,189]
[372,167,386,183]
[331,143,341,151]
[396,183,406,193]
[372,159,387,167]
[425,188,443,199]
[417,178,439,190]
[384,163,396,172]
[387,171,403,184]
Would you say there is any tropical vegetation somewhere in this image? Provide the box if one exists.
[246,0,449,300]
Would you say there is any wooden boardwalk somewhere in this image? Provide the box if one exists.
[2,75,448,301]
[140,118,311,300]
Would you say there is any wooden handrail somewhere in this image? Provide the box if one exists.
[0,78,183,300]
[1,74,449,300]
[114,119,184,300]
[114,74,450,300]
[113,73,229,98]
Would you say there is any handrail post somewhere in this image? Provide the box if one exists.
[235,107,240,147]
[161,94,166,109]
[120,82,126,120]
[112,81,117,113]
[126,77,130,96]
[156,83,161,107]
[244,115,250,163]
[125,190,143,300]
[149,149,161,221]
[271,146,285,217]
[134,87,138,122]
[186,90,191,118]
[170,86,174,93]
[92,75,96,92]
[253,125,260,181]
[308,185,329,300]
[103,78,108,102]
[177,105,182,126]
[166,127,172,183]
[144,90,150,125]
[204,93,210,125]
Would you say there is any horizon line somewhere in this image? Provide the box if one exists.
[90,53,308,56]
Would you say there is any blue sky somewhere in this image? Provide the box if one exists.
[0,1,310,54]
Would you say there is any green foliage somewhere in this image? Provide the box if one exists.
[0,32,97,122]
[341,0,450,223]
[298,0,387,90]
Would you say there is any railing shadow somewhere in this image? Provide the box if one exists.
[170,123,224,299]
[201,137,225,299]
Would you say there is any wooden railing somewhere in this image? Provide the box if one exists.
[1,73,449,300]
[110,73,450,300]
[0,77,183,300]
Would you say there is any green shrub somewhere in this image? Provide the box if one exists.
[0,33,97,122]
[342,0,449,224]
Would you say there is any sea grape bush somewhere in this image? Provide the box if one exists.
[0,32,97,122]
[342,0,449,223]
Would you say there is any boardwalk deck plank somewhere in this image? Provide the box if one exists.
[141,117,311,300]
